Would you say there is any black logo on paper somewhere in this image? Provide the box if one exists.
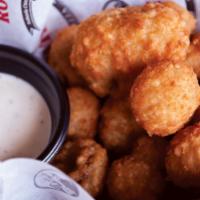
[53,0,79,25]
[103,0,128,10]
[34,169,79,197]
[21,0,39,35]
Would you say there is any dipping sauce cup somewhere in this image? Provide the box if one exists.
[0,45,69,162]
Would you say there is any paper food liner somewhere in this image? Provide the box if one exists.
[0,0,198,55]
[0,158,94,200]
[0,0,53,52]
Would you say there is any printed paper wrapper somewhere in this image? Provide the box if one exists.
[1,0,199,54]
[0,159,94,200]
[0,0,53,52]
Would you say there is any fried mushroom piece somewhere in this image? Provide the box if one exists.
[67,87,100,139]
[130,61,200,137]
[107,158,164,200]
[166,123,200,188]
[186,33,200,78]
[107,136,166,200]
[133,136,167,170]
[53,139,108,197]
[48,25,85,86]
[71,2,195,97]
[99,97,143,153]
[51,140,76,173]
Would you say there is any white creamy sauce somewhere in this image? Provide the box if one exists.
[0,73,51,160]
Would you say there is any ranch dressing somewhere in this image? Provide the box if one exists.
[0,73,51,160]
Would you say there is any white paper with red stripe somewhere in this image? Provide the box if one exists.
[0,0,53,52]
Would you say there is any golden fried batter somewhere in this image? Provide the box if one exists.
[130,61,200,137]
[166,123,200,188]
[166,124,200,188]
[186,33,200,78]
[107,135,166,200]
[51,140,76,172]
[48,25,85,86]
[53,139,108,197]
[133,136,167,169]
[107,155,164,200]
[71,2,195,96]
[107,137,166,200]
[67,87,100,139]
[99,97,143,153]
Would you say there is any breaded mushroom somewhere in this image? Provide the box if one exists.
[130,61,200,137]
[107,155,164,200]
[107,135,166,200]
[53,139,108,197]
[99,97,143,153]
[133,136,167,169]
[67,87,100,139]
[48,25,85,86]
[51,140,76,173]
[71,2,195,96]
[186,33,200,78]
[166,123,200,188]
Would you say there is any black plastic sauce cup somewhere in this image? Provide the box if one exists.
[0,45,69,162]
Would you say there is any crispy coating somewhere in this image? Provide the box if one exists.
[130,61,200,137]
[186,33,200,78]
[67,87,100,139]
[166,123,200,188]
[53,139,108,197]
[71,2,195,97]
[107,135,166,200]
[132,136,167,169]
[48,25,85,86]
[99,97,143,153]
[51,140,76,172]
[107,155,164,200]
